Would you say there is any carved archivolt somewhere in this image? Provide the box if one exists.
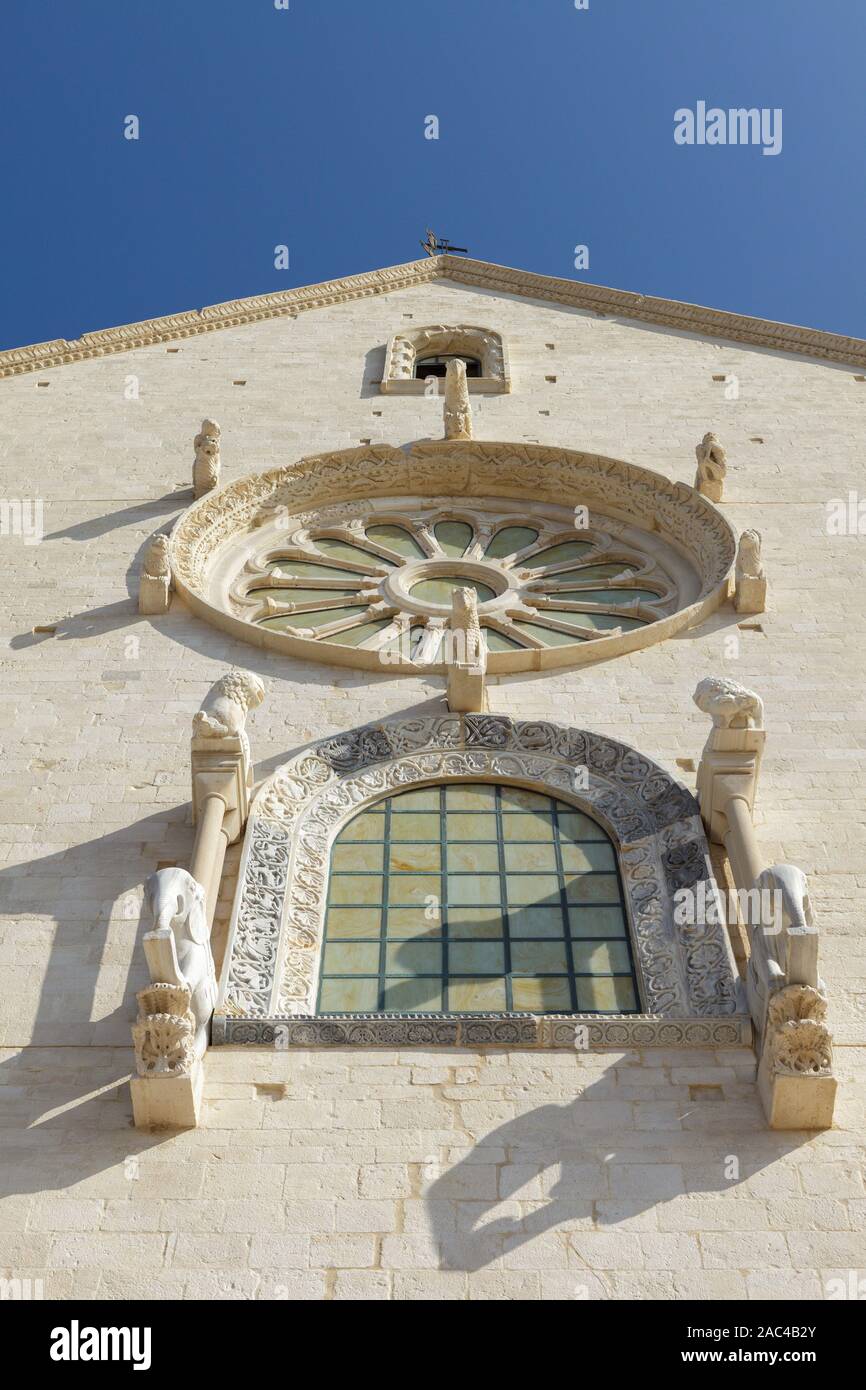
[381,324,510,393]
[168,440,737,676]
[214,715,746,1049]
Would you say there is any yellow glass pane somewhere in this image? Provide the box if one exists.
[447,875,502,906]
[390,813,440,840]
[557,811,607,841]
[319,978,379,1012]
[322,942,381,975]
[500,787,550,811]
[385,941,442,975]
[331,842,384,872]
[508,905,565,938]
[381,978,443,1012]
[339,811,385,842]
[329,875,383,906]
[568,907,627,937]
[504,843,557,873]
[565,874,621,904]
[388,907,442,937]
[560,842,616,872]
[446,813,498,840]
[447,842,499,872]
[388,842,441,872]
[448,977,507,1011]
[506,874,561,906]
[501,813,554,842]
[326,908,383,939]
[389,788,440,810]
[449,942,505,974]
[576,976,637,1011]
[511,977,572,1011]
[446,908,504,939]
[511,940,570,973]
[572,940,632,974]
[388,873,441,906]
[445,784,496,810]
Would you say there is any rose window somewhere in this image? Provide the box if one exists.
[229,500,680,664]
[168,441,735,674]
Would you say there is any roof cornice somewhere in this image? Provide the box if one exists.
[1,254,864,378]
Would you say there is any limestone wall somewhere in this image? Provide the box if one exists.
[1,278,864,1297]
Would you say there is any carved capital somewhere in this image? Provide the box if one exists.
[132,983,195,1077]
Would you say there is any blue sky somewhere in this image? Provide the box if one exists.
[1,0,863,350]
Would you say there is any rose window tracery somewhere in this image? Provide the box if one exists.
[229,501,679,661]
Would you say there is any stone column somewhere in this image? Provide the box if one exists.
[131,670,265,1129]
[693,677,836,1130]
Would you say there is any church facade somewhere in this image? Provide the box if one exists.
[2,256,864,1300]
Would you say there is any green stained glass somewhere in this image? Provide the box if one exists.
[314,536,395,566]
[265,559,365,579]
[540,609,646,633]
[510,620,586,647]
[484,526,539,559]
[365,524,426,559]
[482,626,526,652]
[526,540,594,568]
[249,586,359,603]
[325,619,392,647]
[541,562,638,583]
[539,589,661,606]
[434,520,474,556]
[409,575,496,605]
[318,784,639,1015]
[263,604,368,630]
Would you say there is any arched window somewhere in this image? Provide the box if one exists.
[414,354,482,380]
[317,783,639,1015]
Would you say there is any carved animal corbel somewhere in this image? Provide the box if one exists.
[693,676,763,731]
[193,418,221,497]
[138,533,172,615]
[694,431,727,501]
[734,528,767,613]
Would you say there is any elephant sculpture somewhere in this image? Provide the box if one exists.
[143,867,217,1061]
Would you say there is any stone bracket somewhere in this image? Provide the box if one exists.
[696,727,765,843]
[191,738,250,845]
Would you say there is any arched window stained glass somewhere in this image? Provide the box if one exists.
[318,784,640,1015]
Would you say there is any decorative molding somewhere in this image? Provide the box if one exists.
[4,254,866,379]
[212,1012,752,1049]
[167,440,737,675]
[215,714,741,1037]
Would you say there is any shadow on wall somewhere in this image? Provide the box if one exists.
[425,1065,804,1277]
